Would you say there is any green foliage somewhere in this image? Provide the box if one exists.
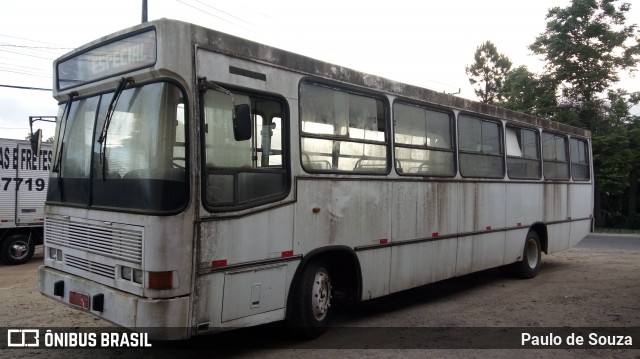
[530,0,640,103]
[465,0,640,228]
[501,66,557,118]
[465,41,512,104]
[593,125,632,196]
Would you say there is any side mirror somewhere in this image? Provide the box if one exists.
[30,129,42,154]
[233,104,252,141]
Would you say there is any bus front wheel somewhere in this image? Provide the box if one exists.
[290,260,333,339]
[512,231,541,279]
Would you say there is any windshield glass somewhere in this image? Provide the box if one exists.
[47,82,188,213]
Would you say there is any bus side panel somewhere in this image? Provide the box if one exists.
[544,183,570,253]
[568,183,593,247]
[389,181,458,292]
[199,206,295,265]
[294,179,392,252]
[194,205,296,328]
[391,181,458,243]
[294,179,392,299]
[390,239,457,292]
[357,248,392,300]
[456,182,507,276]
[192,263,297,329]
[505,183,543,263]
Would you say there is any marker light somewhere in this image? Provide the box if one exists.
[148,271,174,290]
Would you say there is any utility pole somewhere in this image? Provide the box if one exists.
[142,0,148,23]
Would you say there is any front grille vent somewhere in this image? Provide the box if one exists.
[46,217,143,264]
[65,255,115,279]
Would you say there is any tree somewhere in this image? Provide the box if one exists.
[529,0,640,227]
[501,66,557,118]
[465,41,512,104]
[530,0,640,114]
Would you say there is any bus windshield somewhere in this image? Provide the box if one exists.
[47,81,187,213]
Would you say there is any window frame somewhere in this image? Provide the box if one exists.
[505,125,542,180]
[392,100,456,177]
[199,80,291,212]
[298,79,391,175]
[457,114,505,179]
[542,131,570,181]
[570,137,591,181]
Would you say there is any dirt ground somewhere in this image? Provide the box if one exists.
[1,239,638,359]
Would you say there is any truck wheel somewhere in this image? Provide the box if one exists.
[1,234,35,265]
[289,261,333,339]
[511,231,541,279]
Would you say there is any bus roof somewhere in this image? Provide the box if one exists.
[59,18,591,139]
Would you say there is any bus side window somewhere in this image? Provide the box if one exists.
[458,115,504,178]
[202,88,288,209]
[393,102,455,176]
[300,82,388,173]
[542,132,569,180]
[506,126,541,179]
[570,138,590,181]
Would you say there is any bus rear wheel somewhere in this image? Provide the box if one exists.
[1,234,35,265]
[290,261,333,339]
[511,231,541,279]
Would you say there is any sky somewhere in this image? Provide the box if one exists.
[1,0,639,140]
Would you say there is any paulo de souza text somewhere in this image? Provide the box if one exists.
[522,332,633,348]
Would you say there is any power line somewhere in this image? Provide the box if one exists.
[0,68,51,78]
[175,0,253,32]
[0,84,51,91]
[0,33,68,48]
[0,43,72,50]
[0,48,57,60]
[190,0,255,27]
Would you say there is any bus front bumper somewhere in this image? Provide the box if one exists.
[38,265,190,340]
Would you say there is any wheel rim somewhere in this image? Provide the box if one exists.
[311,268,331,321]
[525,238,539,269]
[10,241,29,260]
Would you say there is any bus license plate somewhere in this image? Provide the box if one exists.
[69,291,90,309]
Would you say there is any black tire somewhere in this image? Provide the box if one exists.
[289,261,333,339]
[511,231,542,279]
[0,234,35,265]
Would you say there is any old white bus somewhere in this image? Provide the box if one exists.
[37,19,593,340]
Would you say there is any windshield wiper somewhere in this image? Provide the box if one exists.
[97,77,133,180]
[52,92,77,202]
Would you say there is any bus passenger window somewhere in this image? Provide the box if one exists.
[300,82,388,173]
[506,126,541,179]
[570,138,590,181]
[542,132,569,180]
[393,103,454,176]
[458,115,504,178]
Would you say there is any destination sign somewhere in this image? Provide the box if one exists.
[57,29,156,90]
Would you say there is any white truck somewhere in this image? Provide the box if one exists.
[0,138,52,265]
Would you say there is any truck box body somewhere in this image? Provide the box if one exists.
[0,138,52,264]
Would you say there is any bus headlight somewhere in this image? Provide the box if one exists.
[48,247,63,261]
[120,266,143,284]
